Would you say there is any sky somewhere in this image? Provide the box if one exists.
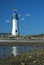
[0,0,44,35]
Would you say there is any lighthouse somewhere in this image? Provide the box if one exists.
[11,8,19,56]
[12,8,18,36]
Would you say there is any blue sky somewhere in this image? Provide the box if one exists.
[0,0,44,35]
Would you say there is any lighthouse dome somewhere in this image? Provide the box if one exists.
[12,13,18,20]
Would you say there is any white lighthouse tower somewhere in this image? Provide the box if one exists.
[12,8,18,36]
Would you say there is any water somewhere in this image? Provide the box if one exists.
[0,44,44,58]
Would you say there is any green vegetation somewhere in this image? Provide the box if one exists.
[0,35,31,40]
[0,33,44,40]
[0,49,44,65]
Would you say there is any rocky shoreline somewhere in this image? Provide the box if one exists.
[0,49,44,65]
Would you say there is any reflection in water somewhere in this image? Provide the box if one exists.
[0,44,44,58]
[12,47,17,56]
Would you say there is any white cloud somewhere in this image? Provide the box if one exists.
[21,17,25,21]
[43,15,44,16]
[5,20,10,23]
[18,14,22,17]
[25,13,31,17]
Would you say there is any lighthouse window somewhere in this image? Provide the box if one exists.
[16,30,17,32]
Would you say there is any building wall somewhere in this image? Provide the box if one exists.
[0,33,11,37]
